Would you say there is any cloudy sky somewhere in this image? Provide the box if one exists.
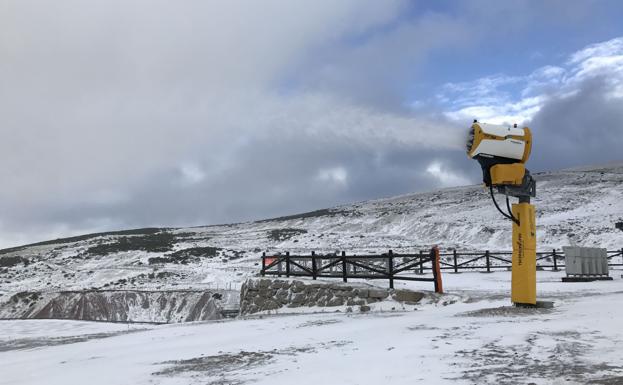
[2,1,623,247]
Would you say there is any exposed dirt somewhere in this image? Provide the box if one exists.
[257,208,352,223]
[155,350,273,382]
[148,247,222,265]
[0,256,30,268]
[457,305,554,318]
[0,227,166,255]
[153,341,352,384]
[454,330,623,384]
[267,228,308,242]
[0,329,147,352]
[296,318,342,328]
[85,232,176,255]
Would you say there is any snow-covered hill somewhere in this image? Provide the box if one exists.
[1,162,622,298]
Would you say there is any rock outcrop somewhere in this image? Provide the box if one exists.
[0,290,239,323]
[240,278,424,314]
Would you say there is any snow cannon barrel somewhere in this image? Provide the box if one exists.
[466,120,532,187]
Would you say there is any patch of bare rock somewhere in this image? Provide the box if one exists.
[239,278,426,315]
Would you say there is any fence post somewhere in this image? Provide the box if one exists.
[453,249,458,273]
[341,251,347,283]
[311,251,317,280]
[432,247,443,294]
[552,249,558,271]
[388,250,394,289]
[261,252,266,276]
[419,250,424,274]
[286,251,290,277]
[485,250,491,273]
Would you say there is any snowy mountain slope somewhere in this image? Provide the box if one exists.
[1,162,622,299]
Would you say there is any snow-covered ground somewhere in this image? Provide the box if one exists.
[3,270,623,385]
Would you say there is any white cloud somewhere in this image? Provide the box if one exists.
[439,36,623,124]
[569,37,623,64]
[445,96,544,125]
[179,163,206,185]
[0,1,477,247]
[426,161,470,188]
[316,166,348,186]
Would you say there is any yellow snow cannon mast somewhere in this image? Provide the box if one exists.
[467,120,537,306]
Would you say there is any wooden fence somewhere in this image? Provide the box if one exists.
[260,248,623,287]
[437,248,623,273]
[261,249,442,291]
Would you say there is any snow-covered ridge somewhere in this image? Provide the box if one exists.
[1,162,622,297]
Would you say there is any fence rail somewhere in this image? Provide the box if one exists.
[437,248,623,273]
[261,248,623,285]
[261,249,442,290]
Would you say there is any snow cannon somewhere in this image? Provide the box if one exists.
[466,120,532,188]
[467,120,537,307]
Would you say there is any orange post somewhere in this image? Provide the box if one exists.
[432,246,444,294]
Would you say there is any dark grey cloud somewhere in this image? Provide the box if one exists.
[284,12,475,110]
[0,1,621,247]
[27,135,476,231]
[529,77,623,172]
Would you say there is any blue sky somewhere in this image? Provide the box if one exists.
[346,1,623,110]
[1,1,623,247]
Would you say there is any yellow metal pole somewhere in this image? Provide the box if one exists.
[511,202,537,305]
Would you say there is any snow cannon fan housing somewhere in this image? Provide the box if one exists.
[466,121,532,187]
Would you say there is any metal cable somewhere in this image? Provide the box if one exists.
[489,185,520,225]
[505,194,520,226]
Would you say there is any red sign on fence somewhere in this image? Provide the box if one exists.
[265,257,276,266]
